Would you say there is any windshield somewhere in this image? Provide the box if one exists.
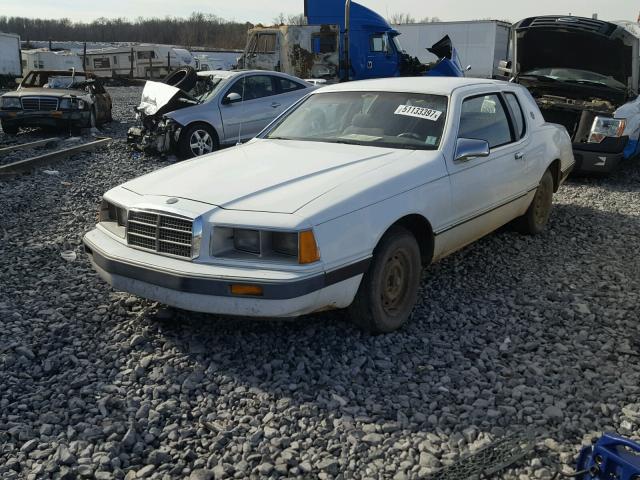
[191,75,229,103]
[266,91,448,150]
[21,71,87,89]
[392,36,405,53]
[521,68,627,90]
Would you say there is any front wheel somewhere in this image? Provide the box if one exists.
[178,124,218,159]
[1,121,18,135]
[516,169,554,235]
[348,226,422,334]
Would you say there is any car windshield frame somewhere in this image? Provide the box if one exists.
[521,67,627,91]
[263,90,450,151]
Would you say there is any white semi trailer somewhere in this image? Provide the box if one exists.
[393,20,511,78]
[21,49,83,75]
[0,32,22,84]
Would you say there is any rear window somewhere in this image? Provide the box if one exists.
[277,77,305,93]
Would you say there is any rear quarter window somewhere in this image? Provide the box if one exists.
[504,92,526,139]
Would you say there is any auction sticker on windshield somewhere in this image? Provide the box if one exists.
[394,105,443,122]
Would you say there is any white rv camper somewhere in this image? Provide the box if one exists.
[393,20,511,78]
[84,45,196,78]
[0,32,22,83]
[21,49,83,75]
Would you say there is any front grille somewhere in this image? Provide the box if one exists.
[127,210,194,259]
[21,97,59,111]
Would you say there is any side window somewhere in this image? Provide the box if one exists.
[459,94,513,148]
[255,34,276,54]
[277,77,305,94]
[312,32,338,54]
[370,34,384,52]
[504,92,526,139]
[227,75,275,101]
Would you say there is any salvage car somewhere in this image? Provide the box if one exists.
[128,69,316,158]
[84,77,574,333]
[504,16,640,173]
[0,70,112,133]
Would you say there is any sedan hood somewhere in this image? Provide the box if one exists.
[122,139,406,214]
[136,81,197,117]
[5,88,87,98]
[514,16,638,91]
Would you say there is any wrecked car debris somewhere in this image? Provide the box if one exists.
[128,69,315,158]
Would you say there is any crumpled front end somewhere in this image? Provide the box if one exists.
[127,81,194,154]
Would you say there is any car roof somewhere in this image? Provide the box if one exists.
[315,77,512,96]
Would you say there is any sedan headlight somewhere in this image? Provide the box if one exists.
[588,117,626,143]
[59,98,85,110]
[98,200,127,238]
[211,227,320,264]
[1,97,21,109]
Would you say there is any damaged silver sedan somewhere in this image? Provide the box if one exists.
[128,69,316,158]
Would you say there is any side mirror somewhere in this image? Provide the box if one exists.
[498,59,512,75]
[455,138,490,162]
[223,92,242,105]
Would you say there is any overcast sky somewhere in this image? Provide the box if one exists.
[1,0,637,24]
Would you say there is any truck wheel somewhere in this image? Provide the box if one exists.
[516,169,554,235]
[1,121,18,134]
[178,124,218,159]
[348,226,422,334]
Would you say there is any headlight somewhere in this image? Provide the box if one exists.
[59,98,85,110]
[588,117,626,143]
[98,200,127,238]
[234,229,260,254]
[211,227,320,264]
[1,97,21,109]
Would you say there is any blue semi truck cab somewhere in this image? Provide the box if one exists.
[238,0,463,81]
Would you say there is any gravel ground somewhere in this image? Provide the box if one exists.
[0,86,639,480]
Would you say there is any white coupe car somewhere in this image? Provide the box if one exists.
[84,77,574,333]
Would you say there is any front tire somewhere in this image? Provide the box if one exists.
[516,169,554,235]
[1,121,18,135]
[348,226,422,334]
[178,123,218,159]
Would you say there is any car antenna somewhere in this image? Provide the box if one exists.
[236,76,246,146]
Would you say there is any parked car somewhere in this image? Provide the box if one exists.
[127,69,316,158]
[0,70,112,134]
[84,77,574,333]
[504,16,640,173]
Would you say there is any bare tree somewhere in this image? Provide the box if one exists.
[388,13,416,24]
[272,13,306,26]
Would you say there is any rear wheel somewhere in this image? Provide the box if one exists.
[178,124,218,159]
[516,169,554,235]
[348,226,422,334]
[1,121,18,135]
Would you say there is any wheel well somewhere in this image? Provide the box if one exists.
[549,159,561,192]
[389,214,434,266]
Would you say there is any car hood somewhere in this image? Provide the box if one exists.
[122,139,408,214]
[136,81,197,117]
[514,16,638,92]
[4,88,87,98]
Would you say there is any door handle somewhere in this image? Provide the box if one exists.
[271,102,281,108]
[515,152,524,160]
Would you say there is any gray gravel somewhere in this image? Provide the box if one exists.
[1,86,639,479]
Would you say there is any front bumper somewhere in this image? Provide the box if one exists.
[572,136,628,174]
[0,109,89,128]
[127,122,181,154]
[83,228,368,317]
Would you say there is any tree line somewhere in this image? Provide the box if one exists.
[0,13,254,49]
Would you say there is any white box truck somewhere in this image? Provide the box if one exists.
[0,32,22,85]
[392,20,511,78]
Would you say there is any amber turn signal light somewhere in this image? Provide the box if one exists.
[230,284,264,296]
[298,230,320,264]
